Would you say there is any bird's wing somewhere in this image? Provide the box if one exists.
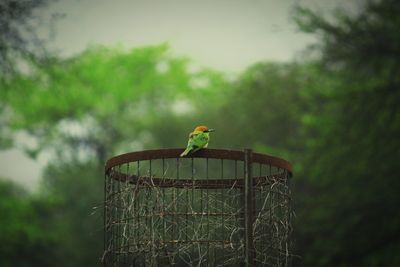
[189,132,198,140]
[189,132,209,149]
[187,132,198,146]
[181,132,209,157]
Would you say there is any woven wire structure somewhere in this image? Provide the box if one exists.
[103,148,293,266]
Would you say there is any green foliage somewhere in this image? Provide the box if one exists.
[0,0,53,76]
[1,43,230,266]
[1,0,400,266]
[0,179,58,267]
[39,161,104,267]
[4,43,229,162]
[293,0,400,266]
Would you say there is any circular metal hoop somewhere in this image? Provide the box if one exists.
[103,148,293,266]
[105,148,293,176]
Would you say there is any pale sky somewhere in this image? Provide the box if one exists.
[40,0,358,71]
[0,0,358,191]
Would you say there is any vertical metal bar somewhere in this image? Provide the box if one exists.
[240,161,245,266]
[283,169,289,267]
[221,159,225,266]
[186,159,190,243]
[162,158,166,255]
[149,159,155,265]
[259,163,262,263]
[109,175,114,266]
[103,168,108,267]
[268,163,272,262]
[200,159,204,264]
[200,159,204,265]
[191,157,195,261]
[286,169,292,267]
[135,160,140,265]
[206,158,210,265]
[112,171,117,266]
[175,158,179,261]
[244,149,254,266]
[117,164,121,266]
[277,166,281,266]
[125,162,130,266]
[234,160,239,267]
[144,162,149,263]
[213,159,217,266]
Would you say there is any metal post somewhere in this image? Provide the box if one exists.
[244,149,254,266]
[103,171,107,267]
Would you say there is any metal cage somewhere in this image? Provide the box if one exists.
[103,148,293,266]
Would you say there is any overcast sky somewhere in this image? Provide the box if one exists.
[40,0,317,72]
[0,0,358,190]
[39,0,360,71]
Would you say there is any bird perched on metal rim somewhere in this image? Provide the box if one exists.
[180,125,215,157]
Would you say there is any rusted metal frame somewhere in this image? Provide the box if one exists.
[114,239,242,249]
[206,158,210,265]
[149,159,157,264]
[105,174,112,265]
[112,168,117,265]
[105,148,293,176]
[258,163,264,264]
[116,164,121,266]
[108,212,245,222]
[135,161,140,265]
[244,149,255,266]
[213,162,217,267]
[199,158,204,262]
[103,171,110,266]
[234,160,239,267]
[191,158,195,260]
[284,169,291,267]
[108,169,286,189]
[125,162,130,266]
[110,194,289,212]
[109,170,116,265]
[104,149,293,266]
[162,158,167,254]
[175,157,179,261]
[221,158,226,266]
[185,159,190,244]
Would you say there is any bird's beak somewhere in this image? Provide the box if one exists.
[207,129,215,132]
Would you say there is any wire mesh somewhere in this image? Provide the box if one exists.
[103,149,293,266]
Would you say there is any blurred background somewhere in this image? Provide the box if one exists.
[0,0,399,266]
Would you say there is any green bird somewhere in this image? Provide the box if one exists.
[180,125,215,157]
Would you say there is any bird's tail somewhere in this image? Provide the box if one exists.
[180,147,192,157]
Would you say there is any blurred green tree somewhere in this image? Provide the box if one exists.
[5,44,228,163]
[39,161,104,266]
[2,43,229,266]
[0,0,57,149]
[293,0,400,265]
[207,62,317,157]
[0,179,58,267]
[0,0,55,77]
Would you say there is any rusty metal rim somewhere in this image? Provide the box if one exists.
[107,169,288,189]
[105,148,293,176]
